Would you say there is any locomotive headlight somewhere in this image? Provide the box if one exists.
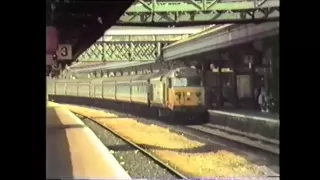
[186,92,191,96]
[196,92,201,97]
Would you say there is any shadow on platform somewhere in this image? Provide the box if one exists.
[46,107,75,179]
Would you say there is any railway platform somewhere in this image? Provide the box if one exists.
[208,109,279,141]
[46,102,131,179]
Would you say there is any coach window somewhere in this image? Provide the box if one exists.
[137,84,142,94]
[120,85,124,93]
[117,85,122,93]
[135,85,139,93]
[126,84,130,93]
[118,84,125,93]
[127,84,131,92]
[132,85,137,93]
[126,85,130,93]
[141,84,145,93]
[107,85,115,93]
[111,85,115,93]
[138,84,142,94]
[142,84,147,93]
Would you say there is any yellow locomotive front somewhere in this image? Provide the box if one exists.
[166,68,206,112]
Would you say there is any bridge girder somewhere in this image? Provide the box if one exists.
[54,0,280,27]
[72,38,278,79]
[77,41,171,62]
[117,0,279,26]
[77,34,194,62]
[99,34,191,42]
[50,0,280,75]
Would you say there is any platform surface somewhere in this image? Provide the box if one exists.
[46,105,131,179]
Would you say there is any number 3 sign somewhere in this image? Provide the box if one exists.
[56,44,72,60]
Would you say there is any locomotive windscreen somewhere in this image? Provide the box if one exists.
[173,67,199,78]
[172,77,201,87]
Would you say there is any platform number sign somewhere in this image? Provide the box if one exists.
[56,44,72,60]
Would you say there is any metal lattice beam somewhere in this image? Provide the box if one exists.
[117,0,279,25]
[77,41,171,61]
[98,34,191,42]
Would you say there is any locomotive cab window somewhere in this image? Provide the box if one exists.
[171,76,201,87]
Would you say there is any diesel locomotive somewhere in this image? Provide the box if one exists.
[47,67,208,124]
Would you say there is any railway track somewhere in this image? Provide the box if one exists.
[134,114,278,155]
[74,105,279,156]
[179,124,279,155]
[72,106,279,177]
[74,112,188,179]
[62,103,278,177]
[202,124,279,146]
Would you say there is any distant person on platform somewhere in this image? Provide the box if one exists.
[254,87,260,110]
[258,86,269,112]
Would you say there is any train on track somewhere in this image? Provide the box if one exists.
[47,67,208,124]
